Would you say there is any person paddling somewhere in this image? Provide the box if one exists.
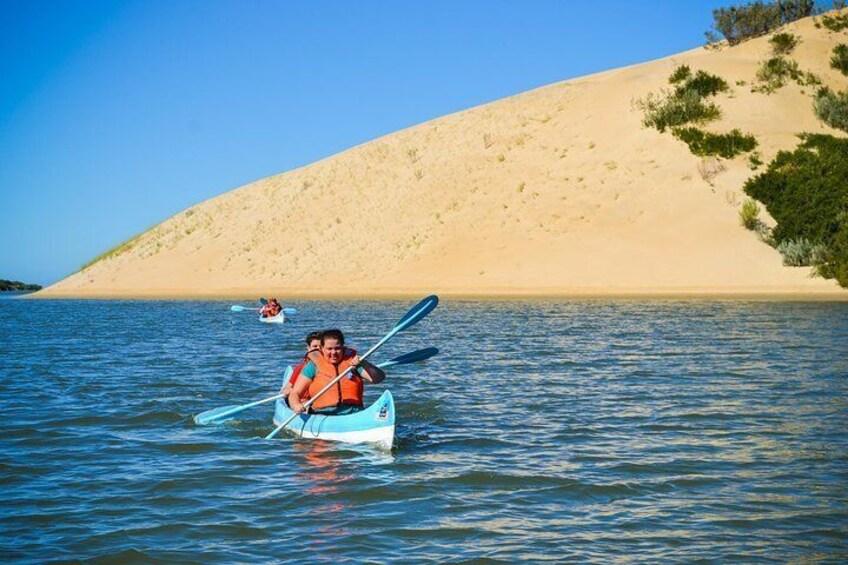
[280,331,323,396]
[287,329,385,415]
[260,298,282,318]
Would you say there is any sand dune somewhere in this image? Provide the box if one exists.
[41,14,848,299]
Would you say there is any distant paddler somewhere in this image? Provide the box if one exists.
[259,298,283,318]
[287,329,386,415]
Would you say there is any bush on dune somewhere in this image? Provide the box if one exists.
[672,127,758,159]
[776,238,829,266]
[769,32,799,55]
[636,67,727,132]
[675,70,729,98]
[831,44,848,75]
[637,89,721,132]
[813,88,848,132]
[739,199,762,230]
[744,134,848,286]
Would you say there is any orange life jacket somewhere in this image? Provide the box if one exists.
[306,347,363,410]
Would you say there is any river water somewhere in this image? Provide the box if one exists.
[1,297,847,563]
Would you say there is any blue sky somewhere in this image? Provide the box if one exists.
[2,0,742,285]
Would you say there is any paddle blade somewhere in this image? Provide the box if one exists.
[259,297,267,305]
[195,404,242,425]
[282,307,298,315]
[386,347,439,367]
[395,295,439,332]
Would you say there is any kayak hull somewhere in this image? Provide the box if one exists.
[272,390,395,450]
[259,312,285,324]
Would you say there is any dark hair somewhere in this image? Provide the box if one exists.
[321,329,344,346]
[305,331,323,345]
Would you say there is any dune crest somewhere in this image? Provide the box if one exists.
[42,15,848,298]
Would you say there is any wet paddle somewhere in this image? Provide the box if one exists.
[265,295,439,440]
[194,346,439,426]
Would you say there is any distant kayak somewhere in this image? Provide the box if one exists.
[259,312,285,324]
[272,390,395,450]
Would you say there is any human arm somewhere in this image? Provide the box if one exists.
[353,357,385,384]
[287,375,310,413]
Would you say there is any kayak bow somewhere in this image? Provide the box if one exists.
[272,390,395,450]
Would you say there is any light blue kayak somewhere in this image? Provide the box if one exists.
[272,390,395,450]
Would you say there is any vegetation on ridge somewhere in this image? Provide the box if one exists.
[706,0,814,46]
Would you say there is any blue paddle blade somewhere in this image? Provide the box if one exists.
[395,295,438,331]
[195,404,242,425]
[259,297,267,305]
[387,347,439,366]
[282,307,298,315]
[230,305,241,311]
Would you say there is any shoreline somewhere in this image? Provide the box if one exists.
[29,286,848,301]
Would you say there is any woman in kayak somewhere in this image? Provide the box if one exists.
[280,330,323,396]
[260,298,282,318]
[287,329,385,415]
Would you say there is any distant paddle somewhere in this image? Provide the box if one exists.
[265,295,439,439]
[194,346,438,426]
[231,304,297,314]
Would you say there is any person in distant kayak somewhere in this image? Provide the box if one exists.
[260,298,282,318]
[280,330,323,396]
[288,328,385,415]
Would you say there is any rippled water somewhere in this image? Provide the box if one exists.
[1,297,847,563]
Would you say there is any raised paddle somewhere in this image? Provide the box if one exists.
[194,346,439,425]
[265,295,439,440]
[231,304,298,314]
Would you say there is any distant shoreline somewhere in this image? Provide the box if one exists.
[31,286,848,301]
[0,280,42,292]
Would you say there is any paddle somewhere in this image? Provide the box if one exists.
[194,346,439,426]
[231,304,298,314]
[265,295,439,439]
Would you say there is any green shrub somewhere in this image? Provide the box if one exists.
[813,87,848,132]
[675,70,730,98]
[707,0,813,45]
[755,57,802,89]
[739,198,762,230]
[821,11,848,32]
[669,65,692,84]
[748,151,764,170]
[672,127,758,158]
[637,89,721,132]
[744,134,848,287]
[831,44,848,75]
[769,32,799,55]
[776,238,829,266]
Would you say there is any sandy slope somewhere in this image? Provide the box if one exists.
[41,14,848,299]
